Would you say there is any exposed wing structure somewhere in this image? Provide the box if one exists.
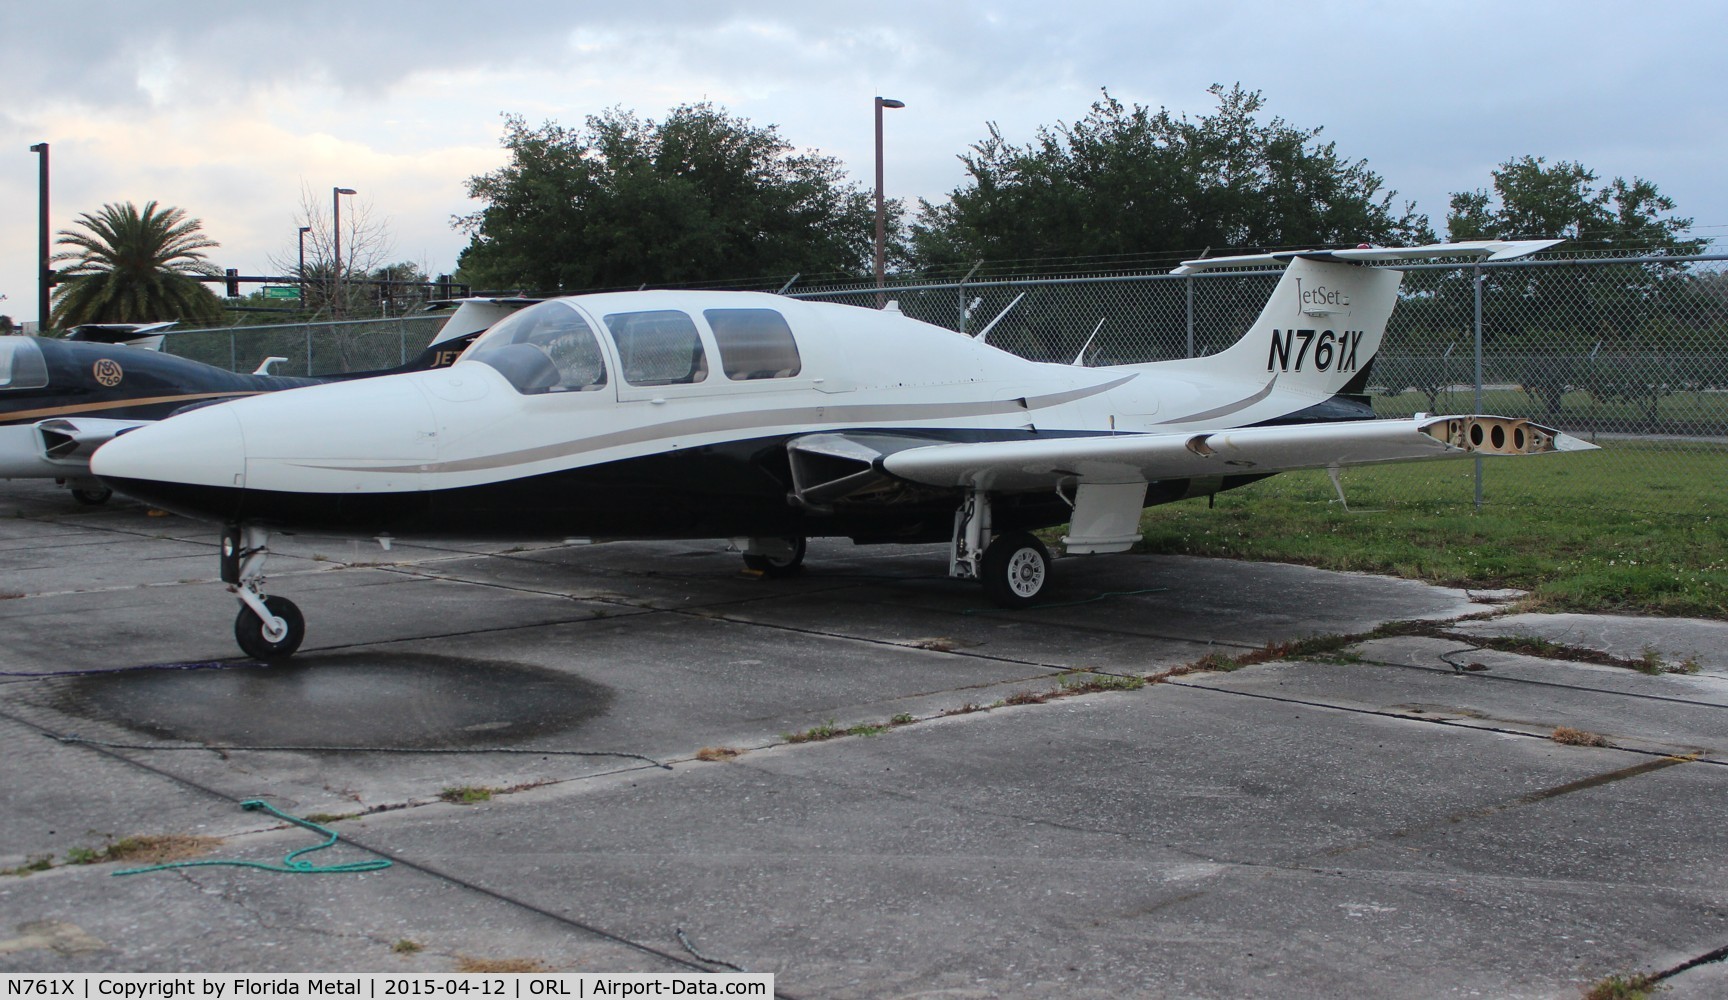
[880,415,1595,492]
[33,417,152,464]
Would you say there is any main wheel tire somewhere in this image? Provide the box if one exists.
[234,595,306,661]
[742,536,807,578]
[70,486,112,505]
[980,532,1053,608]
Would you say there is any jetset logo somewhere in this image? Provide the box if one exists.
[1296,278,1350,311]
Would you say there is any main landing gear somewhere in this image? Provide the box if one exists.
[57,477,112,505]
[221,524,305,660]
[737,535,807,577]
[951,489,1054,608]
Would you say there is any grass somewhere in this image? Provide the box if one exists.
[1374,386,1728,432]
[1583,972,1663,1000]
[1136,442,1728,619]
[438,786,495,805]
[65,835,219,867]
[784,720,842,744]
[1,856,53,876]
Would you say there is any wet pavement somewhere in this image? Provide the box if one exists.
[1,478,1724,998]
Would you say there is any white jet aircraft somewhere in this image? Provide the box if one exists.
[92,240,1591,660]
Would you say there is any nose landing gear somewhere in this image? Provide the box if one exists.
[221,524,305,660]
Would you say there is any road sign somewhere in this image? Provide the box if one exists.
[262,286,302,300]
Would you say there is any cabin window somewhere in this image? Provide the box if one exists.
[706,309,802,380]
[464,300,608,395]
[603,310,708,387]
[0,338,49,390]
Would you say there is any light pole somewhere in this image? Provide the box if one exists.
[29,143,50,330]
[874,97,904,302]
[332,186,356,317]
[297,225,311,304]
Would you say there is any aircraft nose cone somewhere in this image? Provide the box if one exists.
[93,404,249,520]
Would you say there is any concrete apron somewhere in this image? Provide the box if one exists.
[2,479,1724,998]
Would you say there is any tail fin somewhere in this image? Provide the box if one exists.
[341,297,544,379]
[1190,256,1402,399]
[1170,239,1561,398]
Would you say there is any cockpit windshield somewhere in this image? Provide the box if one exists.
[0,338,49,390]
[463,300,608,395]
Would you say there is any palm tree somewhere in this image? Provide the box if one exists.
[49,201,226,329]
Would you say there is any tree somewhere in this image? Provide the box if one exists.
[911,85,1433,273]
[267,184,396,320]
[49,201,225,329]
[455,104,883,292]
[370,260,433,317]
[1445,157,1708,421]
[1447,155,1704,254]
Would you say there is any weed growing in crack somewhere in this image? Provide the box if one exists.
[1551,726,1612,748]
[1582,971,1661,1000]
[784,721,842,744]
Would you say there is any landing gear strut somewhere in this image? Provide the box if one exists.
[951,489,1054,608]
[221,523,305,660]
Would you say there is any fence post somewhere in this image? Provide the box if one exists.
[1473,263,1485,509]
[1185,274,1196,358]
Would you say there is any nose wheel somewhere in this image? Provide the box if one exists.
[235,594,305,660]
[221,523,306,661]
[739,535,807,577]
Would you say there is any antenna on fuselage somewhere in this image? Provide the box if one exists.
[973,292,1025,344]
[1072,318,1106,366]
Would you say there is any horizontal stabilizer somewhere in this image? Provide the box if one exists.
[1172,239,1564,274]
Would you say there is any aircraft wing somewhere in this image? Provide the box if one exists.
[879,415,1596,492]
[34,416,153,465]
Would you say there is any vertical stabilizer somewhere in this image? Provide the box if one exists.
[1196,257,1402,398]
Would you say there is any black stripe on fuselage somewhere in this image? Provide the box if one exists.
[102,424,1282,545]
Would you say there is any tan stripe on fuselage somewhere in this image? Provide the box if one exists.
[0,391,266,424]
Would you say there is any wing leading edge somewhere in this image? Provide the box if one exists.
[879,415,1596,492]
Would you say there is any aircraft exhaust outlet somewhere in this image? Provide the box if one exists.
[1421,416,1560,455]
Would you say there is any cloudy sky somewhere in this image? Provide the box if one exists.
[3,0,1724,326]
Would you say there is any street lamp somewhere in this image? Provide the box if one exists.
[874,97,904,301]
[29,143,50,331]
[332,186,356,317]
[297,226,312,303]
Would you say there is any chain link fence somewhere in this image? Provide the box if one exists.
[797,253,1728,516]
[159,254,1726,516]
[161,315,447,377]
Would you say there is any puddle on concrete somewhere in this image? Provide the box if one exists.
[54,652,611,749]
